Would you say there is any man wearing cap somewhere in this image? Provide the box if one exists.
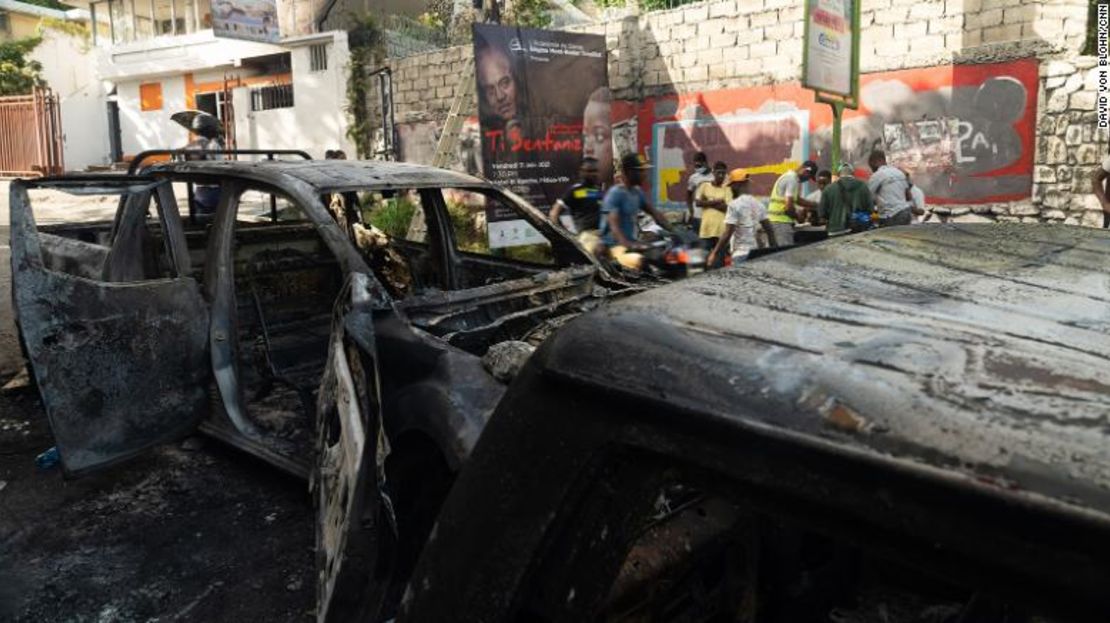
[766,160,820,247]
[867,150,914,227]
[816,163,875,236]
[708,170,776,267]
[600,153,674,250]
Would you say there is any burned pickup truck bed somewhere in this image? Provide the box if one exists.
[403,223,1110,622]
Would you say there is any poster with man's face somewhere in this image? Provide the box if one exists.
[472,24,610,212]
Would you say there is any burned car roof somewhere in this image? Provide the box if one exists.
[146,159,491,192]
[536,223,1110,521]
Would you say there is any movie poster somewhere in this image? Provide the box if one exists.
[472,24,609,247]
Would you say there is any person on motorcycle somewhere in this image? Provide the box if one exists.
[600,153,674,253]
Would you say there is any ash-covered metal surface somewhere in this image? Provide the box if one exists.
[149,159,488,193]
[540,223,1110,519]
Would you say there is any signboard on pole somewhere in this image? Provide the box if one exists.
[212,0,280,43]
[472,24,609,246]
[802,0,859,102]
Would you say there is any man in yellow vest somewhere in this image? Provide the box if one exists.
[766,160,819,247]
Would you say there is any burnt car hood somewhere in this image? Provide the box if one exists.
[536,223,1110,521]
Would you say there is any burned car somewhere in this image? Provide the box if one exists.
[397,224,1110,622]
[9,152,631,620]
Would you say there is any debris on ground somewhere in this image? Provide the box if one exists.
[34,446,59,470]
[1,368,30,393]
[0,390,314,621]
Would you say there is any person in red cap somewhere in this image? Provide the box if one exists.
[766,160,819,247]
[708,169,776,267]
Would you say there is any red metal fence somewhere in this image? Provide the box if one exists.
[0,88,64,177]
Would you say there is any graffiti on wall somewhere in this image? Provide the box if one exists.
[652,111,808,208]
[637,58,1038,208]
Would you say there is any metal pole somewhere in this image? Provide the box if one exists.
[830,101,843,174]
[108,0,116,44]
[268,153,277,221]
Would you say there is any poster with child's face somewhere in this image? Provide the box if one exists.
[473,24,610,211]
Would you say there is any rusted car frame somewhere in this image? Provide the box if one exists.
[9,158,626,621]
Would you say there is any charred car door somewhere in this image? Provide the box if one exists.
[10,178,208,476]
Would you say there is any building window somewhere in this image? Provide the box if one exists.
[140,82,164,111]
[309,44,328,72]
[250,83,294,111]
[0,12,10,36]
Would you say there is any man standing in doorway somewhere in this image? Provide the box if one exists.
[695,161,731,257]
[867,150,914,227]
[686,151,713,232]
[766,160,819,247]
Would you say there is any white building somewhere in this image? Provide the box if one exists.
[66,0,353,162]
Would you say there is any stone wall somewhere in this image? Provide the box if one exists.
[1030,58,1109,227]
[374,0,1101,221]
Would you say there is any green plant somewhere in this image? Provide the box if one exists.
[507,0,554,28]
[592,0,699,9]
[365,197,417,239]
[1083,0,1098,56]
[0,37,44,96]
[39,17,92,54]
[345,13,386,159]
[19,0,73,10]
[40,17,91,42]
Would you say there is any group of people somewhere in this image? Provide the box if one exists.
[546,147,930,270]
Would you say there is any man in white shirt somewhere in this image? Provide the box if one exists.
[1093,154,1110,229]
[708,169,776,267]
[686,151,713,232]
[867,150,913,227]
[899,167,929,223]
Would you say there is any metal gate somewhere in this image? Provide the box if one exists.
[0,88,64,177]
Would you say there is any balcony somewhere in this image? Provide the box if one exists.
[89,0,213,47]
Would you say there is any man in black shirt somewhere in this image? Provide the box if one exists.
[549,157,603,234]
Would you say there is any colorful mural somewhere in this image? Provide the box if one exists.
[638,58,1038,210]
[653,110,809,206]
